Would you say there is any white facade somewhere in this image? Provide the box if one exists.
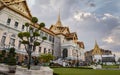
[0,2,59,58]
[61,39,85,61]
[0,7,30,51]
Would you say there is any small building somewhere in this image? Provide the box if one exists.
[85,41,115,65]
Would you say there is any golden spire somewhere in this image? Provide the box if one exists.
[58,9,61,22]
[55,9,62,27]
[94,40,99,49]
[92,40,102,55]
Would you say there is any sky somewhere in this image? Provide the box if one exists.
[26,0,120,54]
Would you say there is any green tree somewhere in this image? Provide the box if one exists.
[18,17,47,69]
[39,53,54,66]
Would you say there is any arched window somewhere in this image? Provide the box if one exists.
[1,32,7,46]
[9,34,16,46]
[63,48,68,59]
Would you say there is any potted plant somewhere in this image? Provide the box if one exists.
[0,50,6,63]
[7,47,16,73]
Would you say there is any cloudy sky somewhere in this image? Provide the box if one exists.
[26,0,120,53]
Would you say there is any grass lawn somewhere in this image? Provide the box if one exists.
[52,67,120,75]
[102,65,119,69]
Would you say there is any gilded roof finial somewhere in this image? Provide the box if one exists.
[94,40,99,49]
[55,8,62,27]
[58,8,60,22]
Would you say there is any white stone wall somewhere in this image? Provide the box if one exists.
[53,36,61,58]
[0,8,29,29]
[57,35,65,44]
[61,40,85,61]
[0,7,30,51]
[80,48,85,61]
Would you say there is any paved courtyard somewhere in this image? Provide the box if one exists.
[0,71,14,75]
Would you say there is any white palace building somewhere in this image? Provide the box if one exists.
[0,0,85,62]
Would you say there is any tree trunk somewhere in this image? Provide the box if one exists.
[28,53,31,70]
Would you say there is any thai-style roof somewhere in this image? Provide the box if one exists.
[31,23,56,36]
[77,41,85,49]
[92,40,102,55]
[66,32,78,40]
[49,11,71,35]
[41,27,56,36]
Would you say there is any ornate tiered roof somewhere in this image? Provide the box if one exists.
[49,11,85,49]
[49,12,70,35]
[66,32,78,40]
[77,41,85,49]
[92,40,102,55]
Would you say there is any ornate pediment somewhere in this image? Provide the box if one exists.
[62,27,70,34]
[9,1,31,19]
[0,0,32,19]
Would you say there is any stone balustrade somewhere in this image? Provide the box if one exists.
[15,66,53,75]
[0,64,9,72]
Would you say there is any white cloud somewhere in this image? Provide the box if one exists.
[104,13,113,17]
[106,27,120,45]
[73,11,94,21]
[103,36,114,43]
[102,13,118,20]
[26,0,35,7]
